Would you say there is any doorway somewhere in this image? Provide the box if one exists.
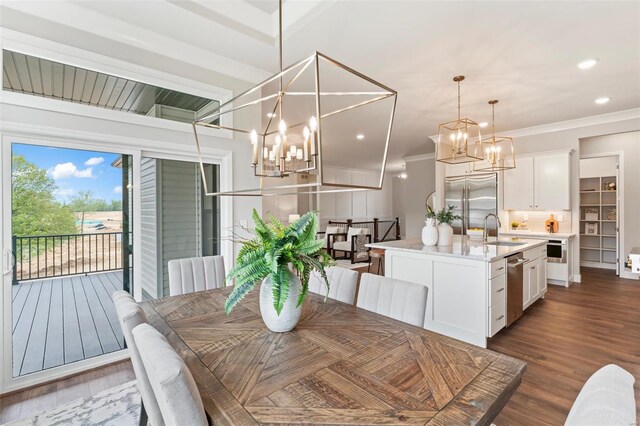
[578,154,621,275]
[2,141,134,383]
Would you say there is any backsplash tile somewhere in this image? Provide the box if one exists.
[506,211,572,233]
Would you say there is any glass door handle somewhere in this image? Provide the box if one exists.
[2,248,16,275]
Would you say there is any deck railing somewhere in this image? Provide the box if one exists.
[327,217,401,243]
[12,232,124,283]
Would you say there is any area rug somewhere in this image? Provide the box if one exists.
[6,381,142,426]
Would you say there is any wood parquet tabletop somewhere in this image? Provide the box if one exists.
[141,287,526,425]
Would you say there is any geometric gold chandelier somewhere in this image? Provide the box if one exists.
[435,75,483,164]
[473,100,516,172]
[192,0,397,196]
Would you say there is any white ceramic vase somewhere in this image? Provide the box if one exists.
[259,270,302,332]
[437,223,454,246]
[421,218,438,246]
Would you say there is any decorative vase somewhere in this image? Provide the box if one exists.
[437,223,454,246]
[259,270,302,332]
[421,219,438,246]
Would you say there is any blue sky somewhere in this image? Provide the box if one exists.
[12,143,123,203]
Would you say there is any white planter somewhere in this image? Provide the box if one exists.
[421,219,438,246]
[259,271,302,332]
[437,223,454,246]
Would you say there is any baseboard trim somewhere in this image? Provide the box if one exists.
[620,271,640,280]
[572,274,582,283]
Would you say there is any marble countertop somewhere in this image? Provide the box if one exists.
[367,235,548,262]
[500,230,575,239]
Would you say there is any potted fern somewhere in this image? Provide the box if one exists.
[224,209,333,332]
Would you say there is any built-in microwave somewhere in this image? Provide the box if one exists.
[547,239,567,263]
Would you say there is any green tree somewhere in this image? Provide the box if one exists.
[11,155,77,237]
[70,190,95,233]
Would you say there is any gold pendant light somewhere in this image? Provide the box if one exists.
[436,76,482,164]
[473,100,516,172]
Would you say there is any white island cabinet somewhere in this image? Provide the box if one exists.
[367,236,548,348]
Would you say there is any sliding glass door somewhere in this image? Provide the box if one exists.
[1,139,134,388]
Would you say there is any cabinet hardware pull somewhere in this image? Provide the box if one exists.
[497,315,504,321]
[497,267,504,271]
[497,288,505,292]
[531,266,536,270]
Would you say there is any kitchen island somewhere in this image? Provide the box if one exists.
[367,236,548,347]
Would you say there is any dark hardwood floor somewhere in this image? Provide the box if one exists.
[490,267,640,425]
[1,267,638,425]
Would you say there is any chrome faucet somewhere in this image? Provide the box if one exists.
[483,213,502,242]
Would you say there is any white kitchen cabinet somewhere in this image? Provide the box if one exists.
[503,151,571,211]
[535,153,570,210]
[538,256,548,295]
[523,261,532,307]
[529,259,541,302]
[503,157,534,210]
[445,163,471,177]
[523,254,547,310]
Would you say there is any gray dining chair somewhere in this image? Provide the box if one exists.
[356,273,428,327]
[168,255,225,296]
[308,266,358,305]
[132,323,208,426]
[112,291,164,426]
[565,364,636,426]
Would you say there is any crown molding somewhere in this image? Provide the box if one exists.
[501,108,640,138]
[428,108,640,141]
[402,153,435,163]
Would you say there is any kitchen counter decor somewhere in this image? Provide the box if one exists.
[421,205,438,246]
[435,205,460,246]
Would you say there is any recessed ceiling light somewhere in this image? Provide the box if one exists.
[577,58,599,69]
[595,97,610,105]
[266,112,276,118]
[356,133,365,140]
[479,122,488,128]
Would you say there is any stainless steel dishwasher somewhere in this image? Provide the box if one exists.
[506,253,526,326]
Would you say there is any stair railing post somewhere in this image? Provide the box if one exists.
[373,218,379,242]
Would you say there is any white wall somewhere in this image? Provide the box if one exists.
[581,131,640,278]
[316,167,393,224]
[403,157,436,239]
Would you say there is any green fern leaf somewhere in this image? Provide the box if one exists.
[225,280,257,315]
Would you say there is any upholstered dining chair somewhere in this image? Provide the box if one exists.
[356,273,428,327]
[112,291,164,426]
[168,255,225,296]
[132,323,208,426]
[308,266,358,305]
[565,364,636,426]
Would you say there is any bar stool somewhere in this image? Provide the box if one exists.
[368,249,385,275]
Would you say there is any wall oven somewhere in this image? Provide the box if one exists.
[547,239,567,263]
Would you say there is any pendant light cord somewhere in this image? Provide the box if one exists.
[278,0,283,119]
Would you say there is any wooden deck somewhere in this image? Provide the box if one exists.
[11,271,126,377]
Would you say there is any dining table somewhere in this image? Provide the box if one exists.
[141,286,527,425]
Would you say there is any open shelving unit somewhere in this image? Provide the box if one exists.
[579,176,618,270]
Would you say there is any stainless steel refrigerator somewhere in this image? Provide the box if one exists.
[444,173,498,236]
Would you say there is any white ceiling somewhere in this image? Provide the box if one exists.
[2,0,639,170]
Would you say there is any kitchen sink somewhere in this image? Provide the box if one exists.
[484,241,526,247]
